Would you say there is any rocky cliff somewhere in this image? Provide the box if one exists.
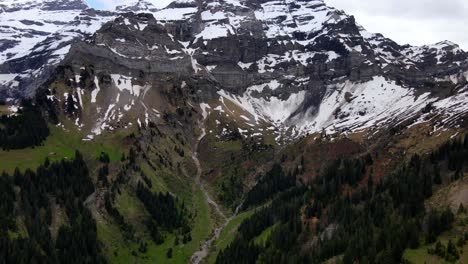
[2,0,468,142]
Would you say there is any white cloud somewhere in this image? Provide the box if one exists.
[326,0,468,50]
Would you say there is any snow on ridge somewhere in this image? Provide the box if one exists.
[0,5,113,63]
[298,76,432,133]
[247,80,282,93]
[153,7,197,21]
[215,76,464,142]
[0,2,115,98]
[218,87,306,125]
[402,41,465,64]
[115,0,166,11]
[201,10,226,21]
[255,50,340,73]
[432,87,468,127]
[0,74,18,85]
[359,22,465,66]
[196,23,235,40]
[0,0,88,11]
[253,0,344,39]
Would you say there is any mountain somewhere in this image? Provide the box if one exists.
[0,0,116,98]
[18,0,466,143]
[115,0,158,12]
[0,1,467,264]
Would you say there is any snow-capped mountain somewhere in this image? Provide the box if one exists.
[0,0,117,98]
[3,0,468,142]
[115,0,170,12]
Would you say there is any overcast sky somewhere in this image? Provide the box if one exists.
[327,0,468,50]
[86,0,468,50]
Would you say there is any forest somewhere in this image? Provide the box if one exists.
[136,182,192,244]
[216,135,468,264]
[0,101,49,150]
[0,151,105,263]
[0,98,466,264]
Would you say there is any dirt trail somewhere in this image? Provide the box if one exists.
[190,121,243,264]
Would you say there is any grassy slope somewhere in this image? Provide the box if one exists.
[207,209,256,264]
[403,175,468,264]
[254,224,277,246]
[0,117,215,263]
[94,125,214,263]
[0,124,125,174]
[2,95,464,264]
[403,214,468,264]
[96,187,212,264]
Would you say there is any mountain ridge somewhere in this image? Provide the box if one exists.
[0,0,467,142]
[0,1,467,264]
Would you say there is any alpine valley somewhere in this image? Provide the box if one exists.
[0,0,467,263]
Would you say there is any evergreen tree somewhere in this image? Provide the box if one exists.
[166,248,173,259]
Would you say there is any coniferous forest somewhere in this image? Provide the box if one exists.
[0,101,49,150]
[0,90,467,264]
[216,135,468,264]
[0,151,104,263]
[1,113,466,264]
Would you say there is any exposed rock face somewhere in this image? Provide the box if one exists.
[3,0,468,142]
[0,0,88,12]
[115,0,161,12]
[0,0,115,98]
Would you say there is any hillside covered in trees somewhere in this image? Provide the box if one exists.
[216,135,468,264]
[0,152,104,263]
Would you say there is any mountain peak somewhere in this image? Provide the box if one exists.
[0,0,88,12]
[115,0,171,12]
[429,40,461,51]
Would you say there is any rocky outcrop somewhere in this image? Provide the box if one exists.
[0,0,114,98]
[2,0,467,142]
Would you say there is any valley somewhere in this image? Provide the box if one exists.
[0,0,467,263]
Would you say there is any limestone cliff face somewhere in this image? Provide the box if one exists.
[3,0,468,142]
[0,0,115,98]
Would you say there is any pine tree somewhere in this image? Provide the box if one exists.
[435,241,445,257]
[66,92,75,114]
[166,248,173,259]
[433,164,442,185]
[446,239,459,261]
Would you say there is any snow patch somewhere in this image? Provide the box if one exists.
[111,74,149,97]
[91,77,101,103]
[218,89,306,125]
[238,61,253,70]
[200,103,211,119]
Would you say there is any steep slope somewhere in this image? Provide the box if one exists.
[0,0,116,98]
[0,1,467,264]
[26,0,466,145]
[115,0,170,12]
